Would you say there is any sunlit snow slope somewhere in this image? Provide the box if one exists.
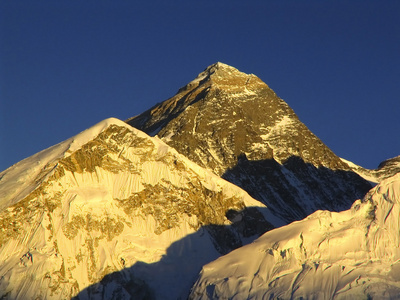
[190,172,400,299]
[0,118,271,300]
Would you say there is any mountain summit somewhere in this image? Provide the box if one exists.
[126,62,266,141]
[127,63,371,225]
[127,62,348,170]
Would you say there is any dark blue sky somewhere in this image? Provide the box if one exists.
[1,1,399,171]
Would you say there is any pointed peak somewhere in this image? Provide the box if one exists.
[205,61,236,71]
[214,61,229,67]
[189,62,259,88]
[170,62,266,99]
[202,62,242,76]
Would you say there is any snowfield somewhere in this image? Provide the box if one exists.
[190,173,400,299]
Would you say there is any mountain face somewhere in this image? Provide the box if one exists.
[127,62,372,225]
[0,118,271,300]
[189,172,400,299]
[1,63,391,300]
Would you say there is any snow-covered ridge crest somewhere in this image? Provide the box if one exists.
[0,116,266,214]
[341,155,400,184]
[190,172,400,299]
[0,118,133,211]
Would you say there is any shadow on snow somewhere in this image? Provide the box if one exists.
[73,155,372,299]
[73,207,273,300]
[222,154,372,225]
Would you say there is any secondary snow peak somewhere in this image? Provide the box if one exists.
[0,117,272,299]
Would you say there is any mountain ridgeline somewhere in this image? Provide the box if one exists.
[0,63,391,299]
[127,62,372,225]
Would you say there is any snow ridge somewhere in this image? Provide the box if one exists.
[190,173,400,299]
[0,118,130,211]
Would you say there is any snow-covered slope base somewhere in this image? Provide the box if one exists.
[0,118,271,300]
[190,173,400,299]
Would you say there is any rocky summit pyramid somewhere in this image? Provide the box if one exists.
[189,172,400,299]
[0,118,271,299]
[127,62,372,225]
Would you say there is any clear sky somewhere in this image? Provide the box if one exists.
[1,0,399,172]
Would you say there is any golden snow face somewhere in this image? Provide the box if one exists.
[0,124,253,247]
[0,122,266,298]
[60,125,155,174]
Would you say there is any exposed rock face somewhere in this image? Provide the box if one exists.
[189,172,400,299]
[0,118,271,300]
[127,62,371,225]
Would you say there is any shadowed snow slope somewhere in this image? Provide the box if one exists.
[190,172,400,299]
[0,118,272,299]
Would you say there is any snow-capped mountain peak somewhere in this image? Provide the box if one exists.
[127,63,372,225]
[0,117,272,299]
[0,118,130,211]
